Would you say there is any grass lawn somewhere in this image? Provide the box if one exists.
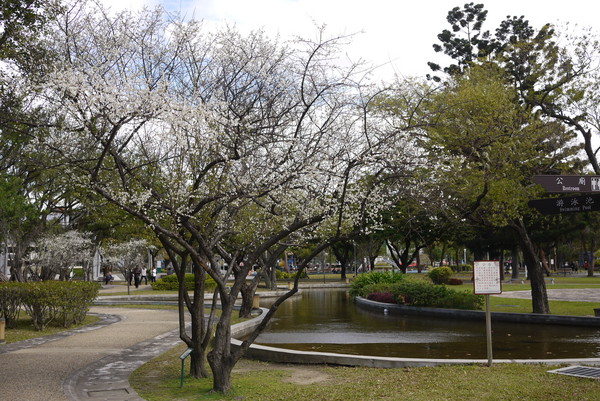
[3,313,99,344]
[490,297,599,316]
[131,343,600,401]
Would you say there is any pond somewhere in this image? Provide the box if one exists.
[255,288,600,359]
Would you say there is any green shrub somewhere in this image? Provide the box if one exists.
[360,279,483,310]
[56,281,99,327]
[456,264,472,272]
[435,290,484,310]
[392,280,483,310]
[349,271,404,297]
[427,266,453,284]
[0,282,26,328]
[276,270,308,280]
[354,283,396,299]
[151,273,216,291]
[72,268,84,279]
[0,281,99,331]
[366,292,395,303]
[22,283,58,330]
[21,281,100,330]
[393,280,450,306]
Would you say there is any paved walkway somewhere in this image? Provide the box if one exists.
[494,288,600,303]
[0,307,179,401]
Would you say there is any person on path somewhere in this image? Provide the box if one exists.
[133,266,141,288]
[150,267,157,283]
[141,266,148,285]
[104,272,113,285]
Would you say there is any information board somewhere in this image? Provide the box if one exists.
[473,260,502,295]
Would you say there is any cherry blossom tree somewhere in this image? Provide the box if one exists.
[32,229,93,280]
[28,2,415,393]
[102,238,148,294]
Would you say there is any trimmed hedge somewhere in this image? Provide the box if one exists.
[151,273,216,291]
[0,281,99,330]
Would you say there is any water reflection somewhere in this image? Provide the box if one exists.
[255,288,600,359]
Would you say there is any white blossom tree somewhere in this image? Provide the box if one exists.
[102,238,148,294]
[28,2,417,393]
[32,229,93,280]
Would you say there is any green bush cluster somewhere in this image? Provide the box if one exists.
[349,271,404,297]
[151,273,216,291]
[0,281,99,330]
[0,283,26,328]
[454,263,472,272]
[350,271,483,310]
[276,270,308,280]
[426,266,454,284]
[393,280,483,309]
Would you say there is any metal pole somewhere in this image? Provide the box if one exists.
[180,358,185,387]
[485,294,493,367]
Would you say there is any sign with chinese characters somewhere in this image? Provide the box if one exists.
[473,260,502,295]
[528,194,600,215]
[533,175,600,193]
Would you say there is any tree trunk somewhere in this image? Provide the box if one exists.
[238,282,255,318]
[9,245,26,282]
[368,255,376,272]
[207,349,235,394]
[439,242,446,266]
[499,251,504,281]
[511,247,519,279]
[189,346,207,378]
[189,263,209,378]
[511,218,550,314]
[207,300,236,394]
[588,238,595,277]
[9,263,23,282]
[454,248,460,272]
[385,240,405,273]
[538,248,551,276]
[188,300,208,379]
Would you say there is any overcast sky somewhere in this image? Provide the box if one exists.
[100,0,600,81]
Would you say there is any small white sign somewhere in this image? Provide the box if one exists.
[473,260,502,295]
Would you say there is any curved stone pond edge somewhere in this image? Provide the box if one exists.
[355,296,600,327]
[231,300,600,368]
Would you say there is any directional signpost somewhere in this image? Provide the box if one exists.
[530,176,600,215]
[533,175,600,193]
[528,193,600,215]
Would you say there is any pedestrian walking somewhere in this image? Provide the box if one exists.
[133,266,141,288]
[150,267,157,283]
[141,267,148,285]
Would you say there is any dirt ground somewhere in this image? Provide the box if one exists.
[233,360,333,385]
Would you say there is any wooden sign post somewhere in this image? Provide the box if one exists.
[473,260,502,367]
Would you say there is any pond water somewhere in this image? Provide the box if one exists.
[255,288,600,359]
